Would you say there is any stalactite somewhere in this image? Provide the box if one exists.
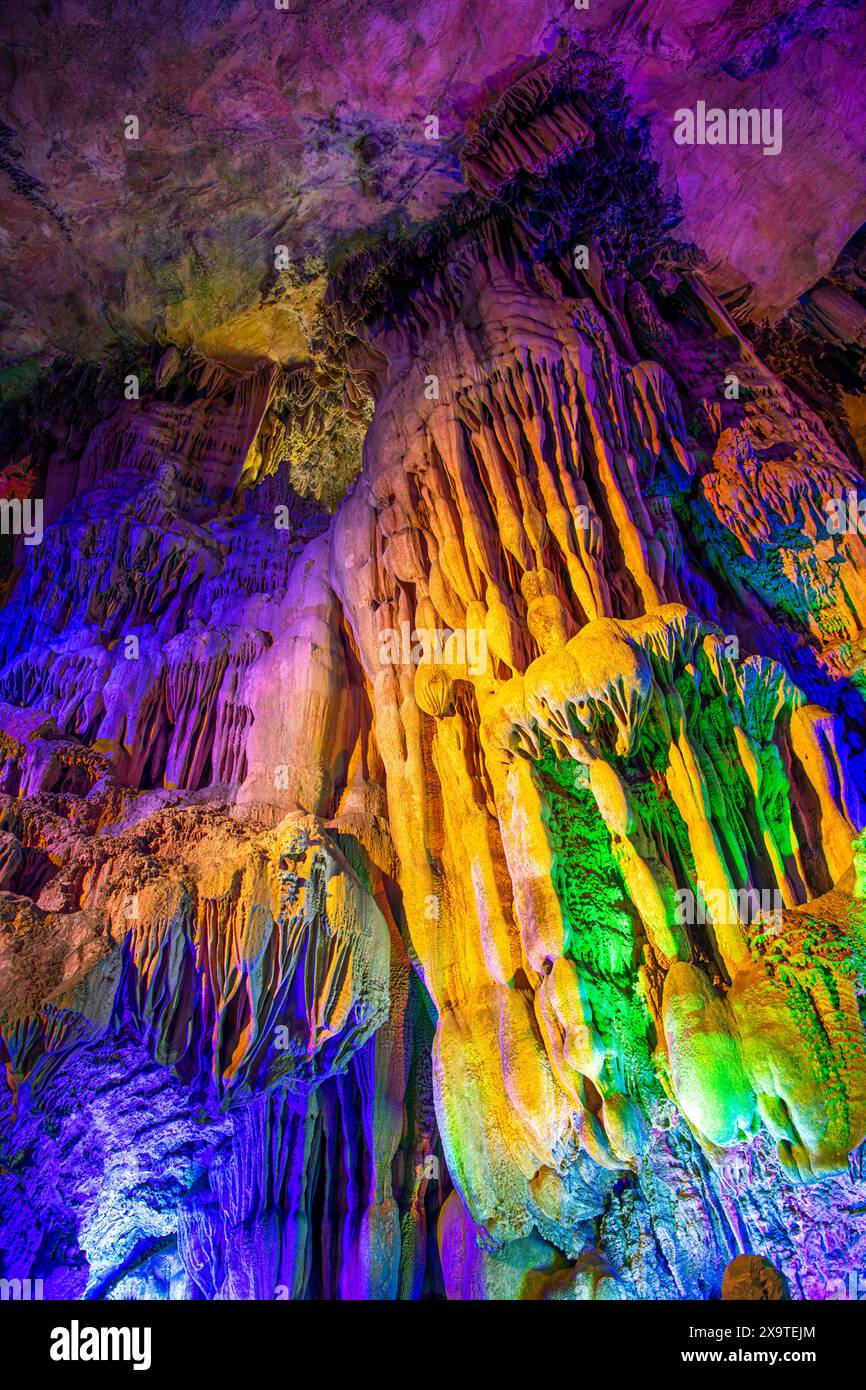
[1,49,865,1302]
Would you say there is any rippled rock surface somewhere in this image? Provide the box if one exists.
[1,49,866,1301]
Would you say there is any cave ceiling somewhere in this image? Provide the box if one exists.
[1,0,865,370]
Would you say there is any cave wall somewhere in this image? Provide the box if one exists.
[1,50,866,1301]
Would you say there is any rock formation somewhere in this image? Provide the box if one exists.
[1,42,866,1301]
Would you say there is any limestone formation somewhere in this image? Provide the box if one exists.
[1,42,865,1302]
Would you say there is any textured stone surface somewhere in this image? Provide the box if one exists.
[2,0,866,370]
[722,1253,789,1300]
[1,38,866,1302]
